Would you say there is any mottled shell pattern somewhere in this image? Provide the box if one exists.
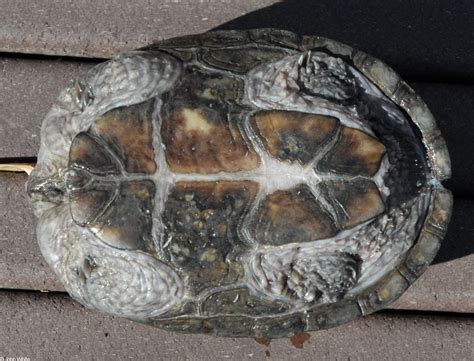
[27,29,452,338]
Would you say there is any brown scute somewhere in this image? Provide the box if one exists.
[69,132,120,174]
[318,126,385,176]
[251,110,340,165]
[162,181,259,294]
[251,185,338,246]
[324,179,385,229]
[89,180,155,251]
[69,187,115,226]
[93,99,157,174]
[161,106,261,173]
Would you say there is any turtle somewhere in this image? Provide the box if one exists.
[26,29,452,338]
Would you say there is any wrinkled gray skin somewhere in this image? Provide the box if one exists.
[27,29,451,338]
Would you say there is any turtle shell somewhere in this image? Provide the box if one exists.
[27,29,452,338]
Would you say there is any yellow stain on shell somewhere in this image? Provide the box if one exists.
[183,108,214,134]
[201,88,216,99]
[200,248,218,263]
[378,288,391,301]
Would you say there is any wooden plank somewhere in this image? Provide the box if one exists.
[0,173,473,313]
[0,1,472,83]
[0,58,94,158]
[0,0,278,58]
[392,255,474,313]
[0,291,472,360]
[0,173,63,291]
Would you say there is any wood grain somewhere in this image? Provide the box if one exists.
[0,0,278,58]
[0,290,472,360]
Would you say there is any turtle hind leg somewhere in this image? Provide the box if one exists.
[291,252,362,303]
[246,248,362,305]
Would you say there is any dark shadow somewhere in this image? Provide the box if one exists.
[380,308,474,318]
[409,83,474,200]
[213,0,474,84]
[0,157,37,165]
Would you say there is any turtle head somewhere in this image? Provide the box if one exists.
[27,171,67,205]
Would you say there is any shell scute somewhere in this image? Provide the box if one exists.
[89,180,155,251]
[201,287,290,317]
[251,110,340,165]
[92,99,157,174]
[318,126,386,177]
[162,181,259,294]
[199,46,294,74]
[250,184,338,246]
[69,132,120,175]
[69,184,115,227]
[321,179,385,229]
[161,68,260,173]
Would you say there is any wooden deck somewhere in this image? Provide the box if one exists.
[0,1,472,359]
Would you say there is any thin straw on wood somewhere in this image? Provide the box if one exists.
[0,163,35,175]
